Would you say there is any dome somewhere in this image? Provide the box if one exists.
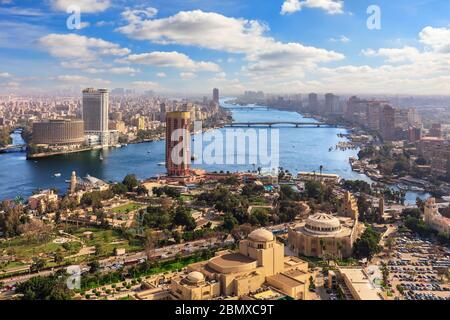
[248,228,274,242]
[186,271,204,284]
[305,213,341,233]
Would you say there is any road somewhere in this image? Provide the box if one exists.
[0,237,221,289]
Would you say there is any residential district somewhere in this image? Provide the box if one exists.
[0,89,449,301]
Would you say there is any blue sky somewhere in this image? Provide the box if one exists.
[0,0,450,95]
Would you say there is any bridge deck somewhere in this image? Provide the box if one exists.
[226,122,335,127]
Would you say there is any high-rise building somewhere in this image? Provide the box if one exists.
[82,88,109,146]
[213,88,219,103]
[308,93,318,112]
[325,93,339,115]
[165,111,191,177]
[380,105,396,141]
[430,123,442,138]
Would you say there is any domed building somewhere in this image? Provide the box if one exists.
[288,212,360,259]
[169,228,312,300]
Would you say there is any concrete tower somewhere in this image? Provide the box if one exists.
[70,171,77,194]
[82,88,109,147]
[165,111,191,176]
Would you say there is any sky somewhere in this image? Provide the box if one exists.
[0,0,450,96]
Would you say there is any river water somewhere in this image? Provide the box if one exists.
[0,99,427,204]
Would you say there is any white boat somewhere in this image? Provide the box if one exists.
[157,162,165,166]
[99,155,104,161]
[54,173,61,177]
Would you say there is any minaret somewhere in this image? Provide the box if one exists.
[379,197,385,220]
[70,171,77,194]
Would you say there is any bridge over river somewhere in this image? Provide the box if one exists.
[225,121,338,128]
[0,144,27,153]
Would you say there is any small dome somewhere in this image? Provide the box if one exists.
[248,228,274,242]
[305,212,341,233]
[186,271,204,283]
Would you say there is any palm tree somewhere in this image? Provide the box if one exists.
[319,165,323,176]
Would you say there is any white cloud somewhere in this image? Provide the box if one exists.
[121,7,158,22]
[131,81,162,90]
[281,0,344,15]
[50,0,111,13]
[361,47,421,63]
[95,20,114,27]
[180,72,196,80]
[78,21,90,29]
[39,33,130,60]
[0,72,11,78]
[329,35,350,43]
[5,81,20,88]
[117,9,343,81]
[56,75,110,86]
[156,72,166,78]
[419,26,450,53]
[84,67,140,75]
[116,10,272,54]
[305,26,450,94]
[0,7,44,16]
[120,51,221,72]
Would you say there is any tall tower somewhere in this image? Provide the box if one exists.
[166,111,191,177]
[70,171,77,194]
[339,191,359,221]
[82,88,109,147]
[308,93,318,112]
[379,197,385,221]
[213,88,219,104]
[424,197,437,224]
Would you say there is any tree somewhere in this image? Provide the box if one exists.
[112,183,128,195]
[95,244,105,256]
[15,275,73,300]
[352,226,381,260]
[87,260,100,273]
[173,205,196,231]
[122,174,139,192]
[309,275,316,291]
[305,181,326,202]
[54,250,64,264]
[223,214,238,232]
[144,230,160,261]
[31,257,46,272]
[250,208,269,226]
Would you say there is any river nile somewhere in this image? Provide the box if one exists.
[0,100,426,204]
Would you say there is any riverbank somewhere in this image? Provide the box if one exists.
[0,100,429,203]
[26,146,105,159]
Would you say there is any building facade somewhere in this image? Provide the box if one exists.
[424,198,450,235]
[82,88,109,147]
[169,229,311,300]
[32,119,85,146]
[165,111,191,176]
[213,88,219,103]
[288,212,360,259]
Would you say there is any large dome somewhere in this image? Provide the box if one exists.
[248,228,274,242]
[186,271,205,284]
[305,212,341,233]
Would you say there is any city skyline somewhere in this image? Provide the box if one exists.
[0,0,450,95]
